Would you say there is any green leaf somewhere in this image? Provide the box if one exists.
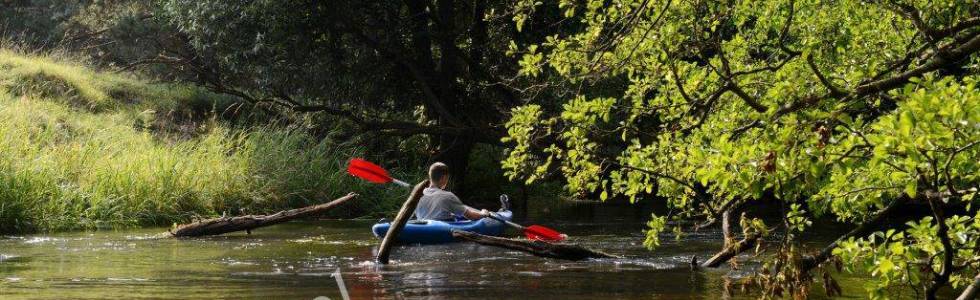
[899,111,914,136]
[905,181,917,198]
[889,171,906,182]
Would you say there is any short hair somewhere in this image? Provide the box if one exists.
[428,162,450,182]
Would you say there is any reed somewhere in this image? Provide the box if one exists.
[0,49,408,234]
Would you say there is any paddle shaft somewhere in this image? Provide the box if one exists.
[488,212,526,231]
[391,179,410,188]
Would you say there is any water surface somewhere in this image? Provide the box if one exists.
[1,203,871,299]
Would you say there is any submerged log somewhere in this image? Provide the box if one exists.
[169,192,358,237]
[376,180,429,264]
[700,232,761,268]
[452,230,619,261]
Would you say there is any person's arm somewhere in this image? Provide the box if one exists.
[446,194,490,220]
[462,207,490,220]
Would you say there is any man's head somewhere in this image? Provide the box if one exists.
[428,162,450,189]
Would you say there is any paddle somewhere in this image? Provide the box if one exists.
[347,158,410,188]
[486,212,567,242]
[346,158,568,242]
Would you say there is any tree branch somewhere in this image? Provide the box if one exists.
[339,22,467,128]
[856,32,980,95]
[806,54,846,97]
[799,196,907,271]
[926,194,955,300]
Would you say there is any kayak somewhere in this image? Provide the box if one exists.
[371,210,513,244]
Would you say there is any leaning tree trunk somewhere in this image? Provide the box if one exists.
[957,273,980,300]
[376,180,429,264]
[169,193,358,237]
[452,230,619,261]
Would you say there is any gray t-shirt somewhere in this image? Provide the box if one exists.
[414,187,470,221]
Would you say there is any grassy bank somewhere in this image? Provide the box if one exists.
[0,49,410,234]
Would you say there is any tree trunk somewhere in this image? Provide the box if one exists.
[722,208,733,247]
[376,180,429,264]
[957,273,980,300]
[452,230,619,260]
[169,193,358,237]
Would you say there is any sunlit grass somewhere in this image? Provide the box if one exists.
[0,49,408,234]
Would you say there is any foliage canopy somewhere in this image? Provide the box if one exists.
[503,0,980,298]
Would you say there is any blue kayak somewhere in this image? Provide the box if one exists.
[371,210,513,244]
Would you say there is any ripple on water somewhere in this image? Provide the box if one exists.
[106,277,151,282]
[293,272,335,277]
[230,270,292,277]
[611,258,676,270]
[84,241,138,252]
[292,238,375,247]
[125,234,169,240]
[465,256,520,263]
[218,257,259,266]
[356,260,377,267]
[24,237,58,244]
[232,242,265,250]
[327,240,376,246]
[403,272,449,281]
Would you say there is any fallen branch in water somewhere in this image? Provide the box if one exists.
[699,232,762,268]
[698,209,763,268]
[169,192,358,237]
[452,230,619,261]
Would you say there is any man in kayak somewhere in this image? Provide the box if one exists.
[414,162,491,221]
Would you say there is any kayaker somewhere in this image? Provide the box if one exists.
[414,162,490,221]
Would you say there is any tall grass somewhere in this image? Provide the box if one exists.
[0,49,410,234]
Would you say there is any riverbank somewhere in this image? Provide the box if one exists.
[0,49,408,234]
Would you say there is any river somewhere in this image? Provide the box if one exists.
[1,201,875,299]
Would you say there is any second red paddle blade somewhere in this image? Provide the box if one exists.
[524,225,566,242]
[347,158,391,184]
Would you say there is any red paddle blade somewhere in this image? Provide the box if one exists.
[347,158,392,184]
[524,225,566,242]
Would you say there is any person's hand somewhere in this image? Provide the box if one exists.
[480,209,491,218]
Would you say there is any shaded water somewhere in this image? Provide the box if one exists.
[1,202,871,299]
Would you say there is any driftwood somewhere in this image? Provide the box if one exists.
[376,180,429,264]
[699,232,761,267]
[452,230,619,261]
[169,192,358,237]
[691,209,763,268]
